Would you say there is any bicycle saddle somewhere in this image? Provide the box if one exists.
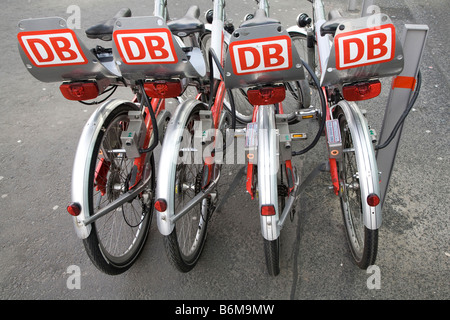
[239,9,280,28]
[320,9,345,36]
[167,5,205,36]
[85,8,132,41]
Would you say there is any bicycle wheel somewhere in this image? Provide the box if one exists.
[163,104,212,272]
[83,104,154,275]
[199,31,252,123]
[337,109,378,269]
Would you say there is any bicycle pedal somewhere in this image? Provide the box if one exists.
[290,133,308,140]
[295,107,318,120]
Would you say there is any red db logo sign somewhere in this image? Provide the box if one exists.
[335,24,395,70]
[113,29,178,65]
[18,29,88,67]
[229,35,292,75]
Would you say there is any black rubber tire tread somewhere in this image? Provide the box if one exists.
[263,238,280,276]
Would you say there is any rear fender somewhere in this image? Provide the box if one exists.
[71,99,137,239]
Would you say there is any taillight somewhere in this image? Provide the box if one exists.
[144,80,182,98]
[261,205,276,216]
[60,82,99,101]
[67,202,81,216]
[367,194,380,207]
[247,86,286,105]
[342,80,381,101]
[155,199,167,212]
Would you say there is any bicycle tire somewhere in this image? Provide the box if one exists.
[219,32,312,124]
[163,103,212,272]
[336,109,378,269]
[83,104,155,275]
[264,238,280,276]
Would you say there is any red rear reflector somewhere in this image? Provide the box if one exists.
[60,82,99,101]
[247,86,286,105]
[144,80,182,98]
[367,194,380,207]
[155,199,167,212]
[261,205,276,216]
[342,80,381,101]
[67,203,82,216]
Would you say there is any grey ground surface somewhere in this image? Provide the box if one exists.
[0,0,448,300]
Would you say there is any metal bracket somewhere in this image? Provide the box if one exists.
[376,24,429,206]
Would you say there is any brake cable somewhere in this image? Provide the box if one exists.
[291,59,327,156]
[375,70,422,150]
[138,81,159,154]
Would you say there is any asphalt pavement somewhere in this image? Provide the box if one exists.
[0,0,448,302]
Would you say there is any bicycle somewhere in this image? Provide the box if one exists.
[154,0,309,274]
[17,1,215,275]
[283,0,421,271]
[153,0,240,273]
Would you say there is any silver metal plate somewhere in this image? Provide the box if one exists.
[224,23,305,89]
[112,16,203,80]
[321,14,404,86]
[17,17,119,83]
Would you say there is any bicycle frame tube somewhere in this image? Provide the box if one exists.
[258,0,270,16]
[154,0,168,20]
[211,0,225,79]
